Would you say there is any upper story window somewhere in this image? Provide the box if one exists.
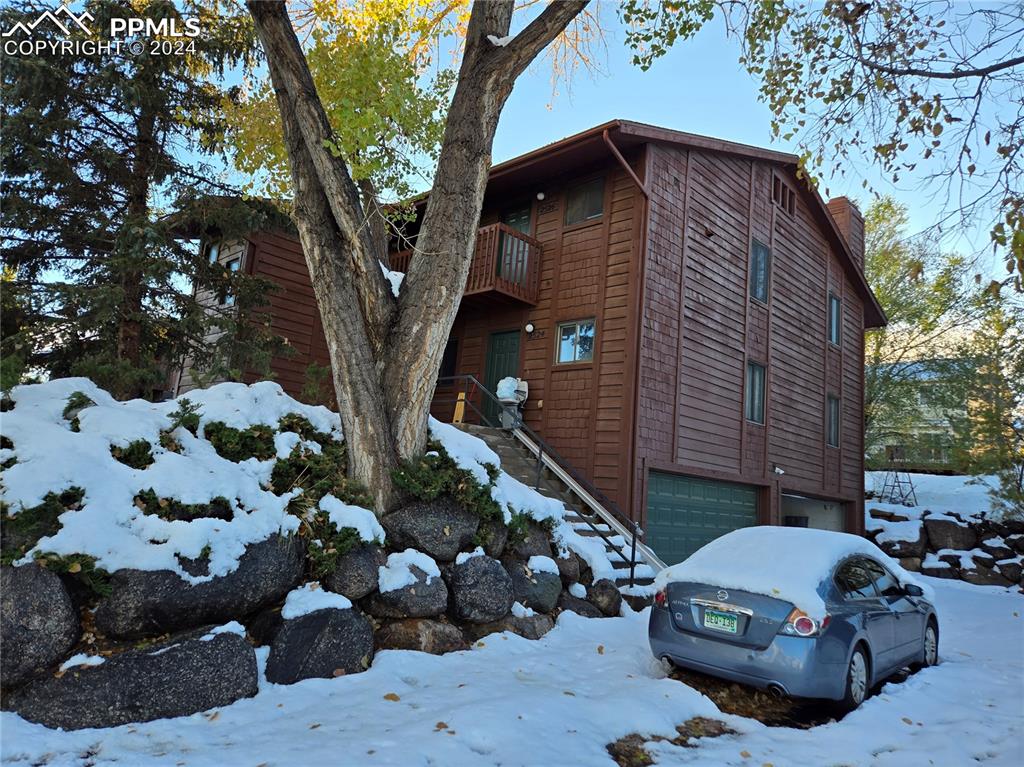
[826,394,841,447]
[745,361,766,424]
[204,239,221,263]
[749,239,771,303]
[828,292,842,346]
[564,177,604,226]
[221,257,241,306]
[557,319,595,364]
[772,174,796,215]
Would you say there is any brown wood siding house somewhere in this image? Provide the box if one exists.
[177,120,885,565]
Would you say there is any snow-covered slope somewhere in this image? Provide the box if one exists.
[865,471,998,518]
[0,378,614,582]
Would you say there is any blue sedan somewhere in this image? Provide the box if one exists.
[649,528,939,710]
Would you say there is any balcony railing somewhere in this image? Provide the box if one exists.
[390,223,541,305]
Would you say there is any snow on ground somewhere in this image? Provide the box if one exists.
[3,577,1020,767]
[865,471,998,519]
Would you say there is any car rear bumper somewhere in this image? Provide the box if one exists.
[649,606,847,700]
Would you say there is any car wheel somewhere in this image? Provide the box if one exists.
[912,621,939,671]
[924,622,939,665]
[841,646,869,711]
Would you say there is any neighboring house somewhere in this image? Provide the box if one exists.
[866,359,967,472]
[176,119,886,565]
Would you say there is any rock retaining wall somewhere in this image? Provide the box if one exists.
[866,507,1024,588]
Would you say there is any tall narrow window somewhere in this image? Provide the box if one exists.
[745,361,766,424]
[222,257,241,306]
[827,395,841,447]
[564,178,604,225]
[749,239,771,303]
[828,292,842,346]
[556,319,595,363]
[204,240,221,263]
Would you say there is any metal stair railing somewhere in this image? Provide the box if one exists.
[433,375,666,585]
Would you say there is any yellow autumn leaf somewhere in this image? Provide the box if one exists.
[384,692,401,702]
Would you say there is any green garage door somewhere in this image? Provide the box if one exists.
[646,472,759,565]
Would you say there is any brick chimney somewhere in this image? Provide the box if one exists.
[826,197,865,269]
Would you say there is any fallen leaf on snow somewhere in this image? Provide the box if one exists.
[384,693,401,702]
[597,645,605,655]
[901,717,913,725]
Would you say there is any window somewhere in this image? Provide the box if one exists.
[204,239,221,263]
[835,560,878,600]
[863,559,903,599]
[827,394,840,447]
[564,178,604,225]
[749,239,771,303]
[745,361,766,424]
[438,337,458,381]
[828,292,842,346]
[557,320,595,363]
[772,174,796,215]
[222,257,241,306]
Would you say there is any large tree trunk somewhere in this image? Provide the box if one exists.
[116,108,157,399]
[248,0,588,512]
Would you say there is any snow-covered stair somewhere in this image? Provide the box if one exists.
[459,424,657,597]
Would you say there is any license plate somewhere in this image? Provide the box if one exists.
[703,608,738,634]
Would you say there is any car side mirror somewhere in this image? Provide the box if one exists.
[903,584,924,597]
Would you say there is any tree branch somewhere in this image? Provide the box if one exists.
[247,0,394,349]
[500,0,591,81]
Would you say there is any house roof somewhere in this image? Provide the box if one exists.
[477,119,886,328]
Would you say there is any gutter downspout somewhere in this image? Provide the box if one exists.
[602,129,651,532]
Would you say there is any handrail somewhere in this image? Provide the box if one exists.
[433,374,666,583]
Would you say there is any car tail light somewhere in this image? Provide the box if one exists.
[654,589,667,608]
[781,608,828,637]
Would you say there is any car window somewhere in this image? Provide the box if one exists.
[863,559,903,598]
[835,560,878,600]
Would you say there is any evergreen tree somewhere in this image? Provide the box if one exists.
[1,0,284,399]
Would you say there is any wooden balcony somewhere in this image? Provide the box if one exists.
[390,223,541,306]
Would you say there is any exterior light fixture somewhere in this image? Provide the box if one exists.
[525,322,536,334]
[536,192,545,200]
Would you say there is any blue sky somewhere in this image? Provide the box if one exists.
[486,13,1003,279]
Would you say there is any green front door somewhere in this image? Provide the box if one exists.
[483,330,521,424]
[646,473,758,565]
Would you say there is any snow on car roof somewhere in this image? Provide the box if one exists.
[653,526,933,620]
